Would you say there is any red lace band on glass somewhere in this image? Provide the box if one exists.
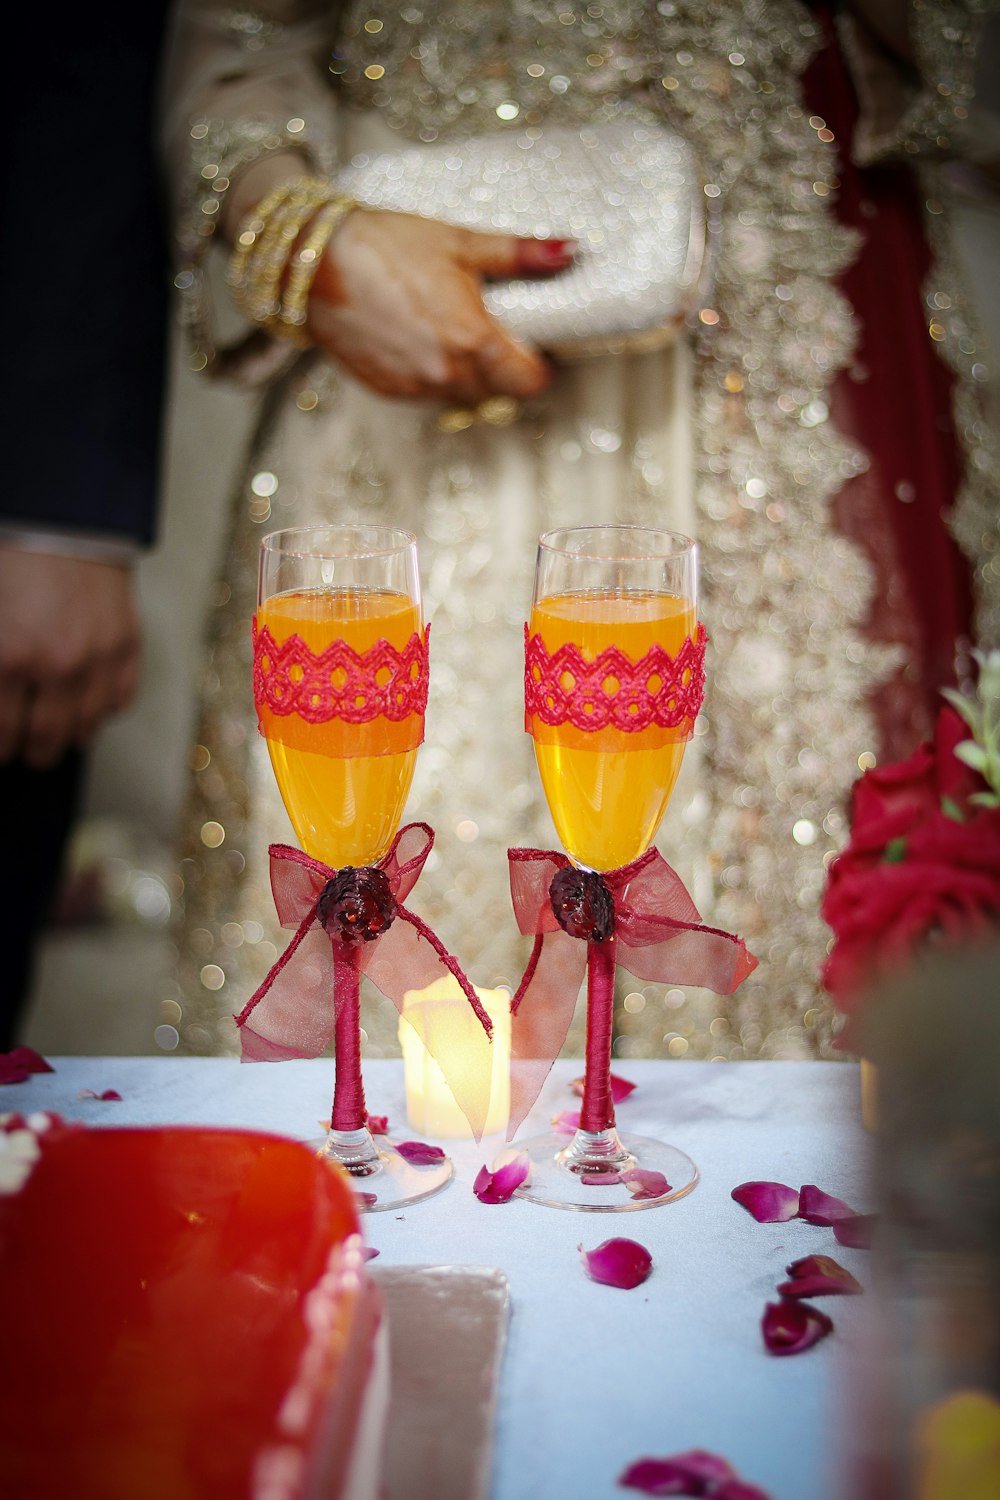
[524,622,707,734]
[235,823,494,1141]
[252,618,429,725]
[506,844,757,1139]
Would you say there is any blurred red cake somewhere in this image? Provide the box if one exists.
[0,1116,387,1500]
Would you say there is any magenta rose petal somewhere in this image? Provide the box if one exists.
[357,1191,378,1208]
[716,1480,774,1500]
[0,1047,54,1085]
[580,1237,653,1290]
[761,1298,834,1355]
[797,1183,856,1225]
[622,1167,671,1201]
[473,1153,530,1204]
[78,1089,123,1102]
[833,1213,877,1249]
[394,1139,446,1166]
[618,1450,736,1495]
[366,1113,389,1135]
[573,1072,637,1104]
[551,1109,581,1135]
[361,1245,380,1261]
[777,1253,862,1298]
[731,1181,800,1222]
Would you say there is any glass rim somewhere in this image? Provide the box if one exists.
[537,525,696,561]
[260,524,418,561]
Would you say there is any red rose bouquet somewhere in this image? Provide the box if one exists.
[822,652,1000,1030]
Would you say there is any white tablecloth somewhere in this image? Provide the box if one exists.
[9,1057,869,1500]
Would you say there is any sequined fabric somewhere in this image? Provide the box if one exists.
[167,0,996,1062]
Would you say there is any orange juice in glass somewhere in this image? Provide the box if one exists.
[256,585,422,866]
[528,588,697,872]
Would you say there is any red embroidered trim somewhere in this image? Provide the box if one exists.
[524,622,706,733]
[253,620,429,724]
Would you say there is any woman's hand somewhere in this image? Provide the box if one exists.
[307,208,574,404]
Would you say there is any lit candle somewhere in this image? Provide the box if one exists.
[400,980,511,1138]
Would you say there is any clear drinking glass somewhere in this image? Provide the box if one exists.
[515,525,702,1210]
[256,524,451,1210]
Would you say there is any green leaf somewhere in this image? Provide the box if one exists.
[941,796,966,822]
[941,686,982,735]
[954,740,990,774]
[883,836,907,864]
[969,790,1000,810]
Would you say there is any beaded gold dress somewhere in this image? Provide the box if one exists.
[163,0,998,1060]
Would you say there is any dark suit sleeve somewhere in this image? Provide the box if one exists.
[1,10,171,544]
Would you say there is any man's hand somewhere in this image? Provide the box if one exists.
[0,550,141,768]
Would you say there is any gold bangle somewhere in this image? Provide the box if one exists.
[227,175,330,327]
[277,195,356,346]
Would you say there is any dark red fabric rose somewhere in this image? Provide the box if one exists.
[822,805,1000,1008]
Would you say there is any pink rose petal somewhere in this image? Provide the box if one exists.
[716,1481,773,1500]
[473,1153,530,1204]
[797,1183,856,1225]
[761,1298,834,1355]
[622,1167,671,1201]
[580,1237,652,1290]
[571,1072,637,1104]
[0,1047,54,1086]
[731,1181,800,1222]
[551,1110,580,1135]
[366,1114,389,1135]
[394,1139,446,1166]
[78,1089,122,1102]
[356,1191,378,1208]
[618,1450,738,1495]
[833,1213,877,1249]
[777,1254,862,1299]
[361,1245,380,1261]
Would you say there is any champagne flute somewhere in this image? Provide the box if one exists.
[254,524,452,1211]
[515,525,703,1211]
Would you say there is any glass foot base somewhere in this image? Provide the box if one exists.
[513,1131,698,1212]
[312,1131,453,1213]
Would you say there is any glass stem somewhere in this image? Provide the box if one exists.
[331,940,369,1134]
[580,932,618,1133]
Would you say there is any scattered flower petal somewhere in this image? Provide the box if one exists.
[473,1153,530,1203]
[0,1047,54,1086]
[731,1181,800,1222]
[361,1245,380,1261]
[571,1072,637,1104]
[622,1167,671,1201]
[618,1450,739,1495]
[366,1114,389,1135]
[716,1481,774,1500]
[394,1139,446,1166]
[777,1254,862,1299]
[833,1213,877,1249]
[580,1237,652,1290]
[78,1089,122,1102]
[582,1170,624,1186]
[761,1299,834,1355]
[797,1184,856,1224]
[356,1191,378,1208]
[551,1109,580,1135]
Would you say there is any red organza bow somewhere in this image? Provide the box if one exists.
[506,845,758,1136]
[235,823,494,1139]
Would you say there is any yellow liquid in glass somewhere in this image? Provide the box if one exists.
[529,589,697,871]
[256,588,421,866]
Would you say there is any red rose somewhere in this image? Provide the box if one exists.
[822,805,1000,1008]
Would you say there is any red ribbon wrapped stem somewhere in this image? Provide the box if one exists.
[236,823,494,1141]
[506,845,757,1138]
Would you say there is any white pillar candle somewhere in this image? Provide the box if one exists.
[400,980,511,1139]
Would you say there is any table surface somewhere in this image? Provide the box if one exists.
[9,1057,870,1500]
